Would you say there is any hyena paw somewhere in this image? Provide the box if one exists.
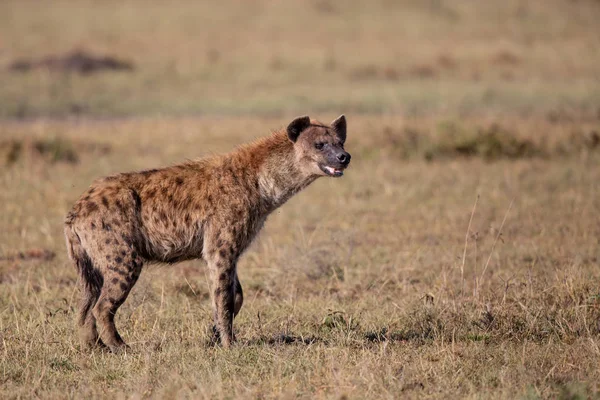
[209,325,221,346]
[209,325,236,347]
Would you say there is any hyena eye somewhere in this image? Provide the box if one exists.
[315,142,324,150]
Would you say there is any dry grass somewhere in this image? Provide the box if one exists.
[1,0,600,398]
[1,115,600,399]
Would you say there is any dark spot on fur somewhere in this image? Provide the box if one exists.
[111,277,119,284]
[87,202,98,213]
[121,234,132,246]
[146,188,156,199]
[105,239,111,245]
[216,239,224,248]
[175,177,184,186]
[106,255,111,261]
[101,196,109,208]
[159,211,168,223]
[119,282,129,291]
[131,251,138,259]
[219,249,227,258]
[231,172,240,186]
[115,256,123,264]
[185,214,191,225]
[90,222,96,229]
[83,195,91,201]
[161,187,168,195]
[120,250,127,256]
[102,222,112,231]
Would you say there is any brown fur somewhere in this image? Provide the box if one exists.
[64,115,350,351]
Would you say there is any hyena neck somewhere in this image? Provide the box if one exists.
[250,131,317,211]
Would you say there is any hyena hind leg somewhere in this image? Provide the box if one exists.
[78,281,102,349]
[68,239,104,349]
[91,244,143,353]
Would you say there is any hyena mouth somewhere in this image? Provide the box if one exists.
[320,164,344,177]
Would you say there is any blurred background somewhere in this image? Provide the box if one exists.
[1,0,599,118]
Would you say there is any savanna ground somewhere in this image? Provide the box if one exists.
[1,0,600,399]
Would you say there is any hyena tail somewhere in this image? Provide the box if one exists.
[64,217,103,326]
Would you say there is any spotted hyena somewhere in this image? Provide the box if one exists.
[64,115,351,351]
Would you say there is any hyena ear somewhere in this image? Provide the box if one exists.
[331,114,346,143]
[287,115,311,142]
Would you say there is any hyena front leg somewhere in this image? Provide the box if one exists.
[207,251,237,348]
[211,271,242,345]
[234,272,243,317]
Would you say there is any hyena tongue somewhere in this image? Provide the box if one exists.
[325,166,343,176]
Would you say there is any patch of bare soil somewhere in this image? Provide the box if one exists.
[8,49,134,74]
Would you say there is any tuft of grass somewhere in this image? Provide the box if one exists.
[4,140,22,165]
[374,119,600,162]
[425,121,542,161]
[32,137,79,164]
[48,357,78,372]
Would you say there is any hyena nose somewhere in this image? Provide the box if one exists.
[337,152,351,165]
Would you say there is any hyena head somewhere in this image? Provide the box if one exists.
[286,114,351,178]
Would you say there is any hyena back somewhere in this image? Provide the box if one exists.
[64,115,350,351]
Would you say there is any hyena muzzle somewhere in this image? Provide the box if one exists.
[64,115,350,351]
